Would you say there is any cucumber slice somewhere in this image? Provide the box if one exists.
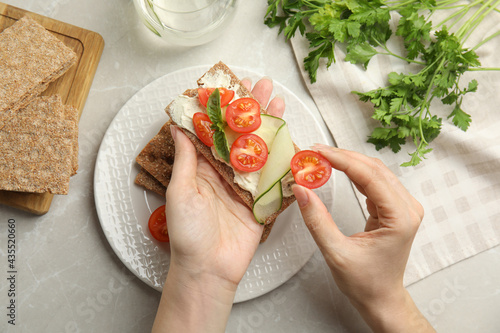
[252,122,296,224]
[224,114,285,151]
[253,181,282,224]
[221,113,295,224]
[252,114,286,152]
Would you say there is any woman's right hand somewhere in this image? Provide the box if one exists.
[292,146,435,333]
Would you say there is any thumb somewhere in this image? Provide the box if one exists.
[168,125,198,191]
[292,185,344,249]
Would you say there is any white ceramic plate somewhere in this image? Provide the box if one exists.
[94,65,334,302]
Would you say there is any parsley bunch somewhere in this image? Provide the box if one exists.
[265,0,500,165]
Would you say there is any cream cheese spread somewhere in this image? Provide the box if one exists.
[169,95,200,134]
[199,71,241,94]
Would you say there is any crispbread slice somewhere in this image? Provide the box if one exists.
[166,62,298,242]
[0,117,74,195]
[14,96,79,175]
[0,16,77,129]
[16,95,64,118]
[0,83,50,130]
[63,104,79,124]
[63,105,79,174]
[135,168,167,197]
[4,116,75,138]
[136,121,175,188]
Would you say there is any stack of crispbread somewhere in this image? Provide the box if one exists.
[135,121,175,197]
[0,16,79,195]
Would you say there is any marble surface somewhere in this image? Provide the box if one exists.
[0,0,499,332]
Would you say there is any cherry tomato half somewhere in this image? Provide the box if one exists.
[148,205,169,242]
[192,112,215,147]
[198,87,235,108]
[230,134,268,172]
[290,150,332,189]
[225,98,261,133]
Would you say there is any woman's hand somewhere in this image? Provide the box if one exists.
[152,78,284,333]
[293,147,435,332]
[165,77,284,288]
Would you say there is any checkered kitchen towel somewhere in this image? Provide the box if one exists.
[290,11,500,285]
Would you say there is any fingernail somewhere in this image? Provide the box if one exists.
[311,143,329,149]
[292,184,309,208]
[261,76,273,83]
[170,125,177,141]
[274,94,285,102]
[311,143,341,153]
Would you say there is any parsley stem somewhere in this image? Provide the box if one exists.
[374,39,426,65]
[435,4,473,30]
[456,0,497,40]
[295,9,320,15]
[468,67,500,71]
[434,0,482,11]
[418,56,446,145]
[302,0,323,9]
[383,0,421,10]
[377,51,426,65]
[383,0,429,10]
[460,0,500,44]
[472,30,500,51]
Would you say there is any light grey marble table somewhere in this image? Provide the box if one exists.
[1,1,499,332]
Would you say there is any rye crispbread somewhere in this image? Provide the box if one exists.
[135,121,175,189]
[164,62,298,242]
[16,95,64,119]
[0,116,74,195]
[14,96,79,175]
[135,168,167,197]
[0,16,77,130]
[63,105,80,174]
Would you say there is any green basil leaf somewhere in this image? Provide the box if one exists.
[206,88,222,125]
[213,130,230,163]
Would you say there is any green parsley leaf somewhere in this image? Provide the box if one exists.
[448,105,471,131]
[466,79,478,93]
[401,143,433,167]
[303,33,335,83]
[345,43,378,68]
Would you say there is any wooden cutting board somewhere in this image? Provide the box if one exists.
[0,3,104,215]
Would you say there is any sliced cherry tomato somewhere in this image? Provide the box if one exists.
[192,112,215,147]
[230,134,268,172]
[148,205,169,242]
[198,87,235,108]
[225,98,261,133]
[290,150,332,189]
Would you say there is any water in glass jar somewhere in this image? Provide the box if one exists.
[133,0,237,46]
